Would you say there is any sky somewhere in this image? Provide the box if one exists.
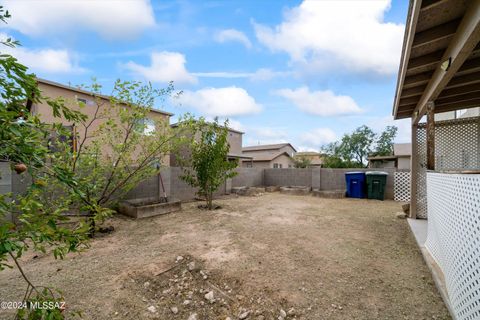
[1,0,411,151]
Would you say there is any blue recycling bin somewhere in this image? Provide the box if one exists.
[345,172,366,198]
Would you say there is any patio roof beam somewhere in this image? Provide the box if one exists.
[412,0,480,124]
[403,71,434,89]
[434,97,480,113]
[412,18,460,49]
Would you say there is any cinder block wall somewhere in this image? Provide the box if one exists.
[264,168,312,187]
[125,168,171,200]
[232,168,264,187]
[320,168,396,200]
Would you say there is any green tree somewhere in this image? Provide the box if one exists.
[321,125,397,168]
[0,6,90,319]
[40,80,180,234]
[293,156,312,168]
[180,117,238,210]
[375,125,398,156]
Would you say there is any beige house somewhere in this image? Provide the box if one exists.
[294,151,324,167]
[169,122,251,166]
[367,143,412,170]
[30,78,173,164]
[241,143,296,168]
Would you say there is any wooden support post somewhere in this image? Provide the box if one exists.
[426,101,436,170]
[410,120,418,219]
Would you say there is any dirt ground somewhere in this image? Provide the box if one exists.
[0,193,450,320]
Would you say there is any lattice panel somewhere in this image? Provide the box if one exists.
[425,173,480,320]
[416,125,428,218]
[416,117,480,219]
[394,171,410,202]
[435,120,479,170]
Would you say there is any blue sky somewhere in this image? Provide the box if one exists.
[1,0,411,151]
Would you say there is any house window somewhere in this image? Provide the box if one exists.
[135,118,155,135]
[77,97,94,106]
[273,163,282,169]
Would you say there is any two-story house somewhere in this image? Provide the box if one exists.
[30,78,173,164]
[241,143,297,168]
[169,122,252,166]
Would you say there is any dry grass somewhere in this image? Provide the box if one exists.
[0,193,450,319]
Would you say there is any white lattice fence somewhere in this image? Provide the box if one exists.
[425,173,480,320]
[394,171,410,202]
[415,117,480,218]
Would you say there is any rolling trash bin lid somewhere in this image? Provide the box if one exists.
[365,171,388,175]
[345,171,364,175]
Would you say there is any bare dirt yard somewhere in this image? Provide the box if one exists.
[0,193,450,320]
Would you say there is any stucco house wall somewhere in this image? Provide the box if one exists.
[33,79,172,165]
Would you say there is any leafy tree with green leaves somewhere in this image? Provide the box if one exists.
[40,79,180,234]
[321,125,398,168]
[0,6,91,319]
[180,117,238,210]
[374,125,398,156]
[293,156,312,168]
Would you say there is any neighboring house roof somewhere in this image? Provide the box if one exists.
[248,151,292,162]
[36,78,174,117]
[295,151,322,156]
[242,143,297,152]
[367,155,398,161]
[227,153,253,160]
[170,121,244,134]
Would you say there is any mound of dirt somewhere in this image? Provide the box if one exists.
[115,255,299,320]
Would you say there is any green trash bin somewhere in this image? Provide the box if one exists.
[365,171,388,200]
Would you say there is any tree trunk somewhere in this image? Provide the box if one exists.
[87,212,95,238]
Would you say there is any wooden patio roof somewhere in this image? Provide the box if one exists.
[393,0,480,123]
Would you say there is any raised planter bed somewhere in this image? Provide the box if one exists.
[279,186,311,195]
[312,189,345,199]
[265,186,280,192]
[231,186,265,196]
[118,197,181,219]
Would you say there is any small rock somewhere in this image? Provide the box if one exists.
[170,306,178,314]
[187,261,196,271]
[205,291,215,303]
[176,256,184,262]
[239,311,250,319]
[183,300,191,305]
[188,313,198,320]
[147,306,157,313]
[226,317,232,320]
[280,309,287,318]
[143,281,150,288]
[396,212,407,219]
[288,308,295,315]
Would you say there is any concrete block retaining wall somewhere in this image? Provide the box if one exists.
[264,168,313,187]
[320,168,396,200]
[232,168,264,187]
[4,165,398,202]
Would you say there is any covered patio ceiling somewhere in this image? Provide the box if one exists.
[393,0,480,123]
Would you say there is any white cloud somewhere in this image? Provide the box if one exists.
[251,127,288,139]
[300,128,337,150]
[3,0,155,39]
[254,0,404,75]
[214,29,252,48]
[123,51,197,85]
[192,68,290,81]
[275,87,362,117]
[177,87,262,117]
[1,33,83,73]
